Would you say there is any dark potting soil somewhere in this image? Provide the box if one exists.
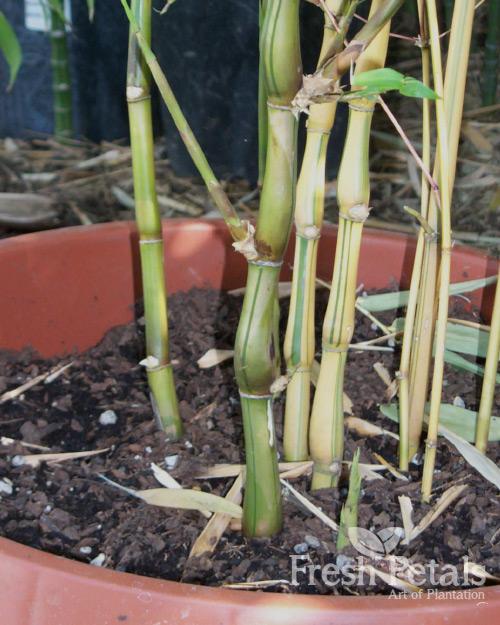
[0,287,499,596]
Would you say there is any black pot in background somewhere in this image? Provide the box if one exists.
[0,0,346,181]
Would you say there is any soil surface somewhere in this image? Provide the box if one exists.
[0,287,499,596]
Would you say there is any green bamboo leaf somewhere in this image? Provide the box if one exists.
[352,68,405,93]
[443,348,500,383]
[380,403,500,442]
[358,275,498,312]
[400,77,440,99]
[0,9,22,90]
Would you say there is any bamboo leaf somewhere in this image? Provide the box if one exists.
[98,474,243,517]
[400,77,440,99]
[0,10,22,90]
[437,425,500,491]
[352,69,439,100]
[380,403,500,442]
[443,348,500,383]
[408,484,468,542]
[358,275,497,312]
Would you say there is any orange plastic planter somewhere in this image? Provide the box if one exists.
[0,219,499,624]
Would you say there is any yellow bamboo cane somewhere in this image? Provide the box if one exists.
[310,0,391,490]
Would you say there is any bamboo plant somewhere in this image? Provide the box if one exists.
[120,0,497,540]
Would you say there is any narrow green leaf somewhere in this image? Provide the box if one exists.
[0,9,22,90]
[138,487,243,517]
[400,77,440,100]
[380,403,500,442]
[358,275,498,312]
[443,348,500,384]
[444,323,491,359]
[352,68,405,92]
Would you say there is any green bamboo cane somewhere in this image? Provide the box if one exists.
[337,448,361,550]
[407,0,474,462]
[120,0,247,244]
[234,0,301,537]
[397,0,432,470]
[482,0,499,106]
[309,0,392,490]
[421,0,475,502]
[475,262,500,453]
[127,0,181,438]
[48,0,73,139]
[283,0,354,462]
[258,0,268,188]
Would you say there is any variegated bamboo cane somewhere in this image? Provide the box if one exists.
[234,0,301,537]
[127,0,182,438]
[421,0,475,501]
[407,0,475,465]
[48,0,73,138]
[397,0,431,471]
[283,0,352,462]
[309,0,392,490]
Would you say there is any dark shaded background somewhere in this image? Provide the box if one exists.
[0,0,347,181]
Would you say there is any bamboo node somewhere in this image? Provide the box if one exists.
[348,103,375,113]
[305,128,331,135]
[396,370,407,380]
[424,438,438,449]
[127,86,149,102]
[339,203,371,223]
[139,356,172,372]
[313,462,341,477]
[297,225,321,240]
[321,342,348,354]
[248,259,283,268]
[239,391,274,400]
[441,246,453,256]
[267,102,293,112]
[139,238,163,245]
[232,220,259,261]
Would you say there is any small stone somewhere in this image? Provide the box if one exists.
[453,396,466,408]
[293,542,308,555]
[145,446,152,454]
[11,455,25,467]
[0,479,13,495]
[336,554,353,570]
[184,440,194,449]
[134,455,141,460]
[371,322,378,331]
[99,410,118,426]
[90,553,106,567]
[304,534,321,549]
[165,455,179,470]
[79,546,92,555]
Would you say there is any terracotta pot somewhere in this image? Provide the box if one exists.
[0,219,498,624]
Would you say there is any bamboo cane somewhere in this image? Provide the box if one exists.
[127,0,181,438]
[407,0,474,461]
[309,0,391,490]
[337,448,361,550]
[283,0,351,462]
[48,0,73,139]
[234,0,301,537]
[475,262,500,453]
[397,0,431,471]
[421,0,475,502]
[258,0,268,188]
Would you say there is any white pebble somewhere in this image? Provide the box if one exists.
[99,410,118,426]
[453,396,466,408]
[184,440,194,449]
[293,542,308,555]
[304,534,321,549]
[79,546,92,555]
[0,479,13,495]
[134,455,142,461]
[90,553,106,567]
[44,505,52,513]
[371,322,379,331]
[11,455,25,467]
[165,455,179,470]
[145,446,152,454]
